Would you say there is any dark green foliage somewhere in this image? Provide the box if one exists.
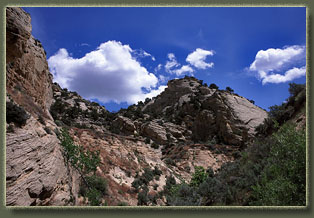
[90,108,99,121]
[91,101,100,107]
[151,142,159,149]
[209,83,219,89]
[61,89,69,98]
[255,83,305,136]
[164,158,176,167]
[144,98,151,104]
[86,188,102,206]
[197,177,226,205]
[225,86,234,93]
[137,190,148,205]
[249,99,255,104]
[6,101,30,127]
[268,104,286,121]
[288,83,305,97]
[131,178,143,191]
[131,167,156,192]
[166,183,201,206]
[161,122,305,206]
[50,99,66,120]
[164,175,176,193]
[145,137,151,144]
[142,168,154,183]
[250,123,306,206]
[153,166,162,177]
[55,120,64,127]
[86,175,108,196]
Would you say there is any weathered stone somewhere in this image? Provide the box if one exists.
[6,7,79,206]
[112,116,136,135]
[141,121,167,144]
[6,7,53,118]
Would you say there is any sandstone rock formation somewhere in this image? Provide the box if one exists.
[6,7,270,206]
[6,7,53,118]
[6,7,79,206]
[142,77,268,146]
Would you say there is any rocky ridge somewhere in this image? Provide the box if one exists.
[6,7,269,206]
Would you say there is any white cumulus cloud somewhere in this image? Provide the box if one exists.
[48,40,163,104]
[186,48,214,69]
[261,67,306,84]
[173,65,194,76]
[249,45,306,84]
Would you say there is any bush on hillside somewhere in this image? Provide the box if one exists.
[209,83,219,90]
[6,101,30,127]
[250,123,306,206]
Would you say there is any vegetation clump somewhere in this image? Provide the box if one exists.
[6,101,30,127]
[255,82,305,136]
[58,128,107,206]
[161,122,305,206]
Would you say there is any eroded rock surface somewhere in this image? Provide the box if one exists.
[6,7,79,206]
[6,7,269,206]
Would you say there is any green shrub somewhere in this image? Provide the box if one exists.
[166,183,201,206]
[142,168,154,184]
[86,175,107,195]
[145,137,151,144]
[153,166,162,177]
[50,99,66,120]
[137,190,148,205]
[250,123,306,206]
[6,101,30,127]
[190,166,208,188]
[164,175,176,193]
[86,188,102,206]
[225,86,234,93]
[209,83,219,89]
[131,178,143,191]
[288,83,305,97]
[164,158,176,167]
[151,142,159,149]
[58,128,100,175]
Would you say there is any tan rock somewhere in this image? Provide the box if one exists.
[141,121,167,144]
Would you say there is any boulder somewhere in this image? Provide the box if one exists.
[112,116,136,135]
[141,121,167,144]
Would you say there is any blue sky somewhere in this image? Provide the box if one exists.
[23,7,306,112]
